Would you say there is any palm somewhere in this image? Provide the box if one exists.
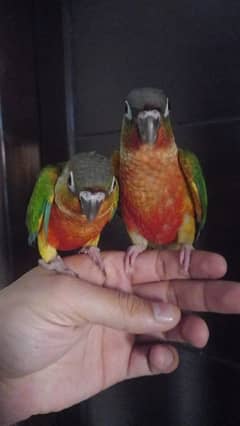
[21,324,133,413]
[0,257,136,413]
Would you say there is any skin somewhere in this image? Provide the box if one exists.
[1,249,240,425]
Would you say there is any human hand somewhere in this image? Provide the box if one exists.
[0,249,235,425]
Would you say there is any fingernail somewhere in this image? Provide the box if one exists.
[152,302,177,323]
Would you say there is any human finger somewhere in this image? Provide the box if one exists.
[127,343,179,379]
[129,249,227,284]
[169,279,240,313]
[136,314,209,348]
[165,314,209,348]
[134,276,240,314]
[51,275,181,335]
[64,250,227,289]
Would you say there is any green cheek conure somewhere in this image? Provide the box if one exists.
[26,151,119,276]
[119,88,207,273]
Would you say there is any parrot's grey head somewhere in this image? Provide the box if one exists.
[124,88,170,144]
[64,152,117,222]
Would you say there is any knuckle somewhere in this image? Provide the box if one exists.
[155,251,169,280]
[117,291,148,320]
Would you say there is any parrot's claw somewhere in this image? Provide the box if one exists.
[179,244,194,273]
[124,245,146,276]
[39,256,79,278]
[79,246,105,273]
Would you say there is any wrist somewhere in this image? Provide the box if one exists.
[0,377,36,425]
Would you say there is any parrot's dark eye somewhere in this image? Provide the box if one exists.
[164,98,171,118]
[109,176,117,193]
[67,171,75,193]
[124,100,132,121]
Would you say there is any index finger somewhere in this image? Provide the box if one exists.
[64,249,227,287]
[135,279,240,314]
[130,249,227,284]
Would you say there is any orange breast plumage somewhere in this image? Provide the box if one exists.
[47,201,112,251]
[120,145,194,245]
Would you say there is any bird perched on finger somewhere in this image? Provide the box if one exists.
[26,151,119,276]
[119,87,207,274]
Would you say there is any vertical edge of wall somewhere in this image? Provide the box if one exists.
[61,0,76,157]
[0,96,13,286]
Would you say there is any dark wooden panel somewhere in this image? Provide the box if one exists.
[32,0,70,164]
[0,0,72,279]
[65,0,240,136]
[174,121,240,280]
[0,1,41,279]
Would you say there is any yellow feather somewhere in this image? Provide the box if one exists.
[85,234,101,247]
[38,227,57,263]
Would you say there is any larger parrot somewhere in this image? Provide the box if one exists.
[119,88,207,272]
[26,151,119,275]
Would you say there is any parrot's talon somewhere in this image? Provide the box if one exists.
[38,255,79,278]
[179,244,194,273]
[124,245,146,276]
[79,246,105,273]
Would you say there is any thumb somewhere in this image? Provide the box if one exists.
[58,278,181,335]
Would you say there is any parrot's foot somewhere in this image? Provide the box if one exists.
[79,246,105,273]
[39,256,79,278]
[124,245,146,276]
[179,244,194,273]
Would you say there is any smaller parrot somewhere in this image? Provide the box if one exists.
[119,88,207,273]
[26,151,119,275]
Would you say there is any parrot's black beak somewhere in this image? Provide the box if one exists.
[79,191,105,222]
[136,110,161,144]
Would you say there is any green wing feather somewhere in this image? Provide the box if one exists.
[178,148,207,239]
[26,164,62,245]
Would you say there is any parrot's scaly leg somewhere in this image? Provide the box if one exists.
[39,256,79,278]
[124,231,148,275]
[38,228,80,277]
[177,213,195,272]
[78,234,106,273]
[179,244,194,273]
[124,244,147,276]
[79,246,105,272]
